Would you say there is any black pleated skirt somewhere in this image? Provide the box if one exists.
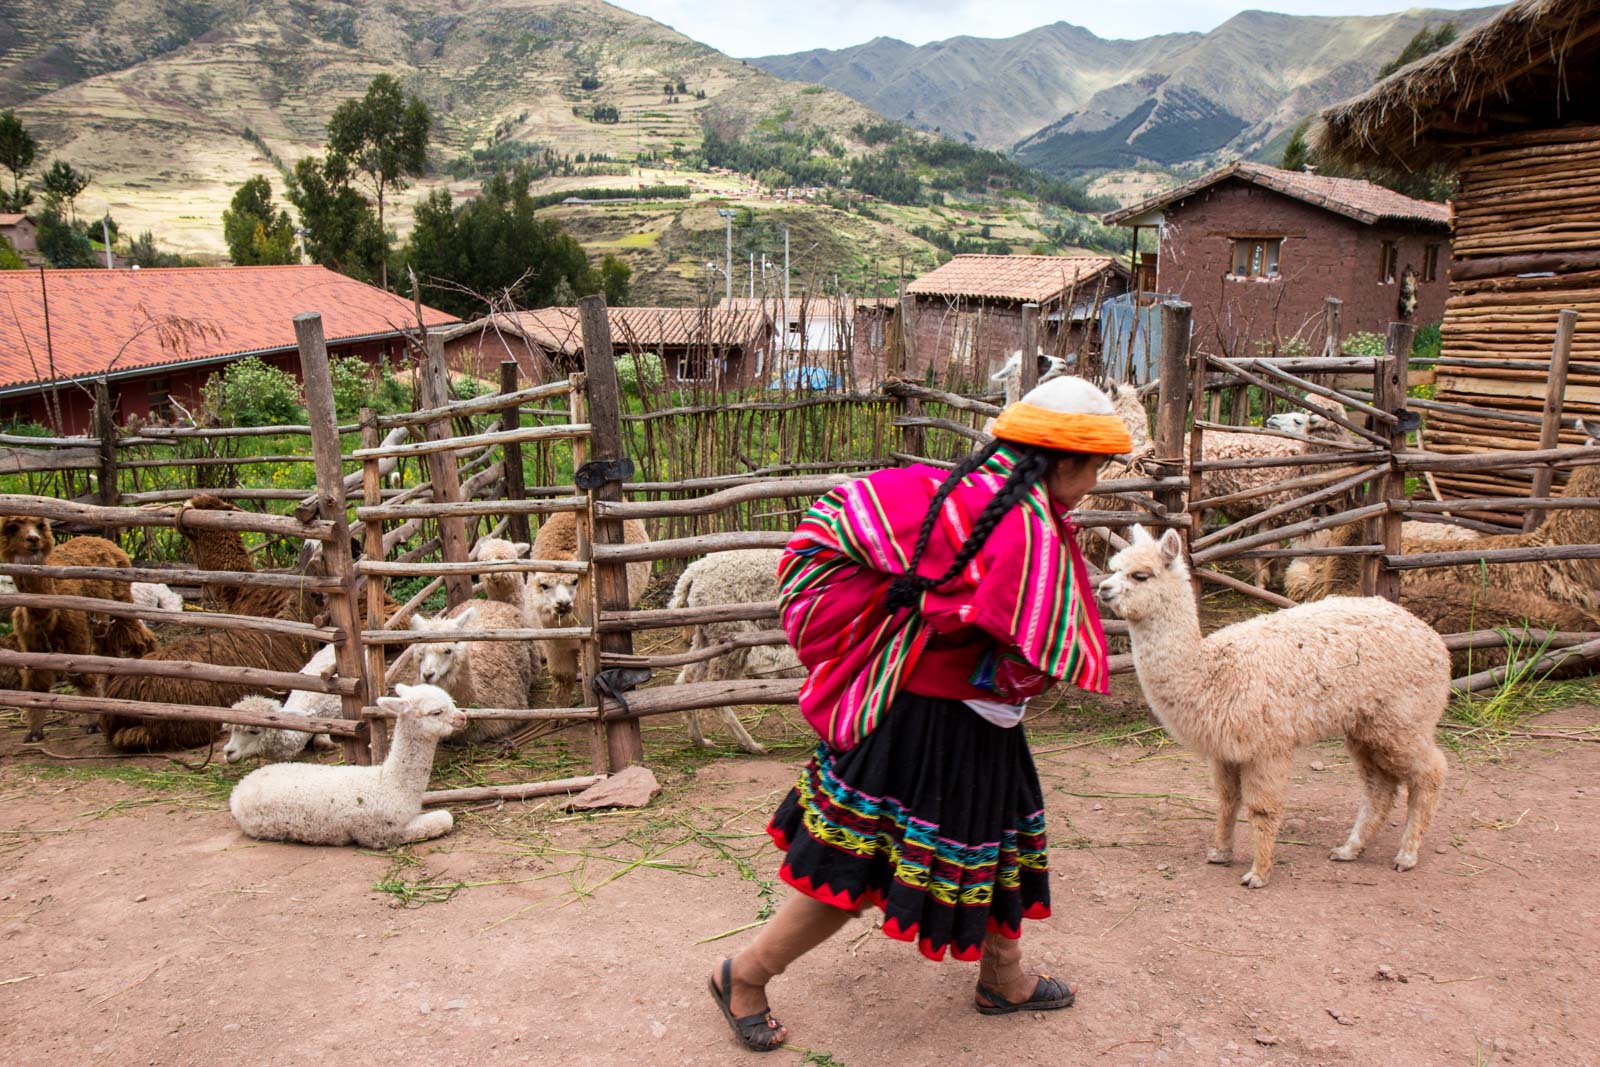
[767,691,1051,962]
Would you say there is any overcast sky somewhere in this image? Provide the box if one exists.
[617,0,1495,57]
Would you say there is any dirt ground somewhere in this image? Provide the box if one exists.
[2,697,1598,1067]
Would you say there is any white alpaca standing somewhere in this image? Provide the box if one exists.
[221,645,340,763]
[1098,526,1449,888]
[669,549,805,755]
[982,350,1069,434]
[228,683,465,848]
[407,601,537,742]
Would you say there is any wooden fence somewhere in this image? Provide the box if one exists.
[1,296,1597,797]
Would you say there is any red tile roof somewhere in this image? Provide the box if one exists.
[0,214,28,227]
[1103,161,1451,227]
[444,306,771,355]
[904,255,1126,303]
[0,265,458,391]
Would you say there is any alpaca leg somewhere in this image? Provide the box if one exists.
[1332,740,1397,862]
[401,809,455,843]
[684,709,713,749]
[721,707,767,756]
[1239,759,1289,889]
[20,668,56,743]
[1208,758,1241,864]
[1393,739,1447,872]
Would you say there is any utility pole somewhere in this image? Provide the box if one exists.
[783,224,790,361]
[748,251,754,300]
[717,208,735,304]
[101,215,113,269]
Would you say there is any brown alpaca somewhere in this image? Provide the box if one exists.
[0,516,156,742]
[100,630,315,752]
[179,493,394,625]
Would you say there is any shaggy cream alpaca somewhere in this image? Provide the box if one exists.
[228,684,465,848]
[221,646,339,763]
[1099,526,1450,888]
[668,549,804,755]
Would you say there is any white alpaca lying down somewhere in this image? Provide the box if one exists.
[228,683,465,848]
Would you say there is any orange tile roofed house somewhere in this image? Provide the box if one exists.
[901,254,1131,380]
[441,305,774,385]
[0,265,458,434]
[1101,161,1451,356]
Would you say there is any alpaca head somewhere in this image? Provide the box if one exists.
[0,515,54,564]
[474,538,531,602]
[1098,524,1189,622]
[1264,410,1341,440]
[1581,418,1600,448]
[378,682,467,739]
[178,493,239,542]
[222,695,286,764]
[412,606,476,688]
[530,572,578,625]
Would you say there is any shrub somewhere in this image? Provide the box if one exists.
[616,351,663,397]
[1412,322,1442,362]
[452,375,489,401]
[1341,331,1385,358]
[206,356,307,427]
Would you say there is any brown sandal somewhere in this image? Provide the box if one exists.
[974,974,1077,1015]
[708,958,786,1052]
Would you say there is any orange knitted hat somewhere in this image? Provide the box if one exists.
[990,404,1134,454]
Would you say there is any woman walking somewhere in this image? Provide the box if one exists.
[708,375,1134,1051]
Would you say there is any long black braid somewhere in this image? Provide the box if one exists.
[883,442,1064,612]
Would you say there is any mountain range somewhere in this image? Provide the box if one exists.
[0,0,879,252]
[751,7,1503,175]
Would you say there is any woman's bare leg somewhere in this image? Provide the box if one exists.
[720,891,856,1025]
[977,931,1079,1006]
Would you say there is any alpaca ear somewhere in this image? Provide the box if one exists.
[454,606,477,628]
[377,693,408,715]
[515,543,531,558]
[1130,524,1154,545]
[409,614,430,632]
[1157,528,1184,567]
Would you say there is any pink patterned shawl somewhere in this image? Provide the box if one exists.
[777,448,1110,751]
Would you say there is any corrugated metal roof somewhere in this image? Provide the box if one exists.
[1103,161,1452,227]
[904,255,1125,302]
[0,265,458,390]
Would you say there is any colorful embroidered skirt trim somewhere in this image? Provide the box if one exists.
[767,692,1051,962]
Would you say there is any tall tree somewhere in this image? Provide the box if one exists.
[1281,119,1312,172]
[400,167,600,319]
[325,74,431,288]
[222,176,298,265]
[39,159,90,221]
[285,154,385,283]
[0,110,37,213]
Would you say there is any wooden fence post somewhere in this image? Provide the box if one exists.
[499,360,532,546]
[1020,303,1040,394]
[577,294,644,771]
[1155,300,1193,527]
[419,335,472,607]
[359,407,390,763]
[294,312,371,765]
[1368,322,1413,602]
[1321,297,1343,358]
[890,285,925,463]
[1525,308,1578,532]
[92,379,118,539]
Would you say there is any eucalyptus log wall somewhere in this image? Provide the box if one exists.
[1432,124,1600,500]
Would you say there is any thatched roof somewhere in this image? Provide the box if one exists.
[1315,0,1600,172]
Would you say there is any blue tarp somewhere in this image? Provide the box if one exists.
[767,367,840,391]
[1100,292,1176,385]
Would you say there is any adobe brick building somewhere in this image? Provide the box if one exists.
[1104,162,1451,356]
[902,254,1131,384]
[0,265,457,434]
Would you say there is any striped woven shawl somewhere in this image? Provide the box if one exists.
[778,448,1110,751]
